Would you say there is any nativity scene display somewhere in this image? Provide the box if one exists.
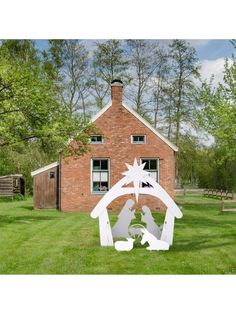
[90,159,183,251]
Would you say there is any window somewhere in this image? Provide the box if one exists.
[49,171,55,179]
[131,135,146,144]
[91,159,109,193]
[141,158,159,187]
[90,135,103,144]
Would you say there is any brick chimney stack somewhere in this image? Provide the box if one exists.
[111,79,123,107]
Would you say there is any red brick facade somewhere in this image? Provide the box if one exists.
[61,82,176,212]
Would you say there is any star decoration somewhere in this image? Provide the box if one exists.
[122,159,150,202]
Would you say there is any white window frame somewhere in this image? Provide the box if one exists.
[140,158,160,184]
[89,135,104,144]
[131,135,146,144]
[91,158,110,194]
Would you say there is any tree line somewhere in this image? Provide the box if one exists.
[0,39,235,192]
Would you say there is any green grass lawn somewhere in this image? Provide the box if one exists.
[0,194,236,274]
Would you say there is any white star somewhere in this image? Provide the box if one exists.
[122,159,150,202]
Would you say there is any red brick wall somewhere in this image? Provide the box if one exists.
[61,84,175,212]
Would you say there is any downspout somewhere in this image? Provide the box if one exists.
[58,152,62,212]
[174,151,177,189]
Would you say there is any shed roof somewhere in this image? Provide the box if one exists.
[31,162,59,177]
[0,174,23,179]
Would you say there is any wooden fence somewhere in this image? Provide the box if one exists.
[221,200,236,212]
[203,189,234,200]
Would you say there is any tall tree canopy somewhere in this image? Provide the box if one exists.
[91,40,129,108]
[0,40,94,155]
[44,40,92,118]
[195,41,236,189]
[197,57,236,162]
[168,40,200,147]
[126,40,160,117]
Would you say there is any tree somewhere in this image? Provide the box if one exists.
[0,40,38,64]
[151,47,172,133]
[91,40,129,108]
[168,40,200,147]
[195,41,236,190]
[0,40,94,156]
[195,147,236,190]
[126,40,159,116]
[175,134,200,187]
[0,143,55,194]
[197,55,236,162]
[44,40,92,119]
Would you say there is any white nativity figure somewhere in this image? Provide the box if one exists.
[112,199,136,238]
[141,205,162,239]
[114,238,135,251]
[128,224,144,238]
[140,228,169,251]
[90,159,183,248]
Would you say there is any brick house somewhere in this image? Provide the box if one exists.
[31,80,178,211]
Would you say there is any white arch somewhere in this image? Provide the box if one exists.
[90,160,183,247]
[91,177,182,219]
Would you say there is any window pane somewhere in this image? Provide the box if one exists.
[142,159,150,170]
[93,172,100,181]
[90,136,97,142]
[100,182,108,191]
[101,159,108,170]
[100,172,108,181]
[149,171,157,181]
[93,182,100,191]
[49,172,55,179]
[150,159,157,170]
[93,160,100,170]
[142,182,153,188]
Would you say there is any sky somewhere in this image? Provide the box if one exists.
[188,39,234,85]
[36,39,234,86]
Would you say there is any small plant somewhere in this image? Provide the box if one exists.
[14,194,25,201]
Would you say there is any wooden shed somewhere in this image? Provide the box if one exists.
[31,162,59,209]
[0,174,25,198]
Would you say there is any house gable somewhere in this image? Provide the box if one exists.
[92,102,178,152]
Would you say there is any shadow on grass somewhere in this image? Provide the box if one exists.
[18,205,59,211]
[0,214,60,226]
[172,239,235,252]
[178,214,235,228]
[18,205,34,211]
[176,202,221,207]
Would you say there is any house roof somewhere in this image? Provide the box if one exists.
[92,102,178,152]
[31,162,59,177]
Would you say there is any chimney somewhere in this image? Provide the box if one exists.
[111,79,123,107]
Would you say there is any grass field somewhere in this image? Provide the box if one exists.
[0,194,236,274]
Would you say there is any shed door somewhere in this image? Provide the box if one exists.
[33,166,59,209]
